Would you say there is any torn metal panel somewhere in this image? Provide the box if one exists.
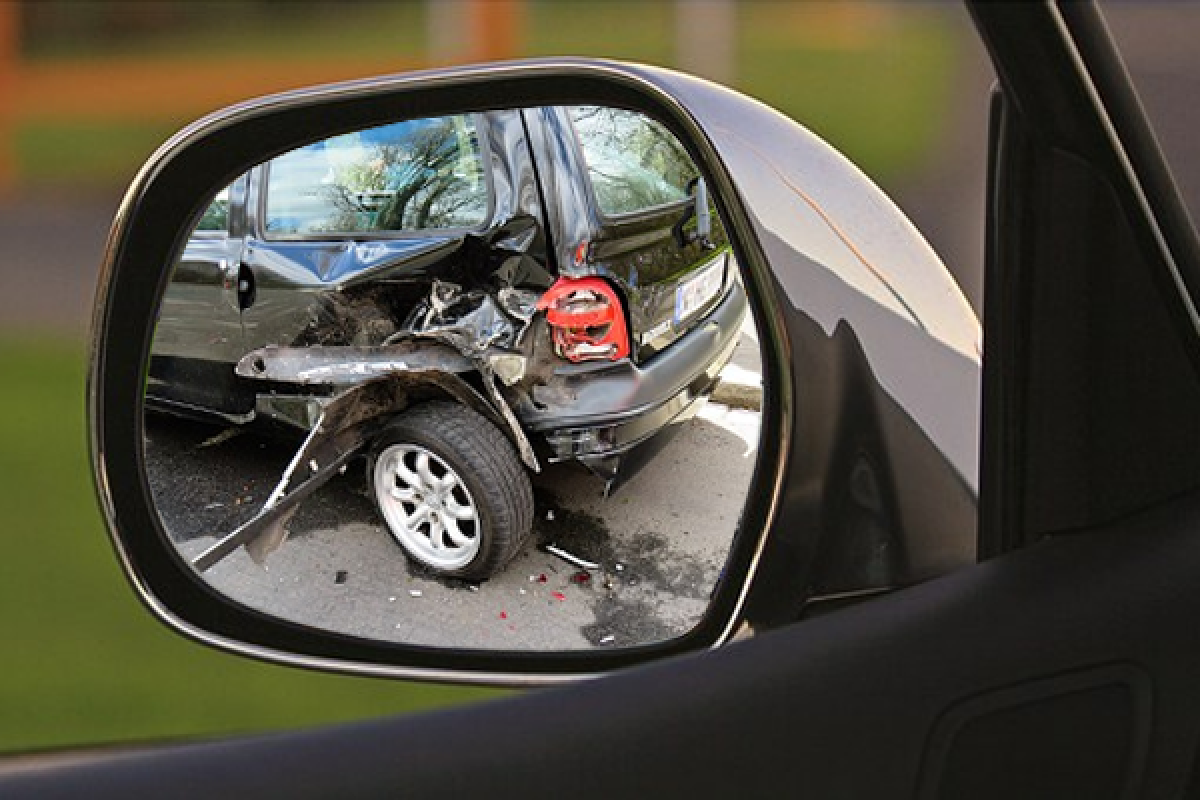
[237,333,540,473]
[393,328,540,473]
[194,356,540,571]
[401,280,541,354]
[236,342,473,385]
[192,390,369,572]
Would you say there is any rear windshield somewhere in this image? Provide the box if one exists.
[264,114,488,236]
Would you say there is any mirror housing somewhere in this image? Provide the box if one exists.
[90,58,979,684]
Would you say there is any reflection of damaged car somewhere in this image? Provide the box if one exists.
[148,106,747,581]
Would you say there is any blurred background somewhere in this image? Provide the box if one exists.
[0,0,1192,755]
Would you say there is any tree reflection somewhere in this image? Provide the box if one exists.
[267,116,487,235]
[569,106,698,215]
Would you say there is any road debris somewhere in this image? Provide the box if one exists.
[409,589,423,598]
[309,459,320,473]
[570,570,591,585]
[335,570,348,584]
[204,502,224,510]
[499,611,508,620]
[197,427,242,449]
[600,634,616,644]
[546,509,556,521]
[551,591,566,601]
[542,543,600,571]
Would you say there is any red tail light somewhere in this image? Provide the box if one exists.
[536,276,630,362]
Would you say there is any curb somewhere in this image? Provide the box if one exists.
[711,377,762,411]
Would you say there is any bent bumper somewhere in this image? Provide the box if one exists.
[522,281,748,482]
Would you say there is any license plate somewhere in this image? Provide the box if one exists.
[674,256,725,325]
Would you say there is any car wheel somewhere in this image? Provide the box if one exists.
[369,401,533,581]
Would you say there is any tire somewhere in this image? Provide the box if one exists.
[368,401,534,581]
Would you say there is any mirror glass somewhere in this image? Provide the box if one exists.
[143,105,763,651]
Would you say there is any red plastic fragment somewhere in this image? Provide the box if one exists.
[570,571,591,585]
[537,574,548,583]
[552,591,566,601]
[499,611,508,620]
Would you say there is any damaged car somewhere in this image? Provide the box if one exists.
[147,105,747,582]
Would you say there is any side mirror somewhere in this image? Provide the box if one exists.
[89,59,980,684]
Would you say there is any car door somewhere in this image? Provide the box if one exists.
[147,175,251,417]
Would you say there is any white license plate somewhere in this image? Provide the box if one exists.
[674,256,726,325]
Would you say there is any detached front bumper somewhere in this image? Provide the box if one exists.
[520,281,748,487]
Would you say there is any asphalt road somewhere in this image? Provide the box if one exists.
[147,392,761,651]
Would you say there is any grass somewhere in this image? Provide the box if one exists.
[14,2,957,190]
[0,336,500,753]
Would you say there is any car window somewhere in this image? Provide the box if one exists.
[263,115,488,236]
[568,106,699,217]
[195,184,231,233]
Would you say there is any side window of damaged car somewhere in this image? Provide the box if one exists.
[263,114,489,237]
[568,105,699,217]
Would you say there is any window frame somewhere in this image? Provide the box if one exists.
[565,104,699,224]
[255,112,496,242]
[190,177,242,240]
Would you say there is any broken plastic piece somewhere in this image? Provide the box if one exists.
[335,570,348,584]
[543,543,600,571]
[499,611,508,620]
[409,589,423,598]
[552,591,566,601]
[570,571,591,585]
[308,459,319,473]
[546,509,556,521]
[600,634,616,644]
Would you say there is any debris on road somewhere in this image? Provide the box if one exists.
[409,589,423,598]
[551,591,566,601]
[570,570,591,585]
[542,543,600,571]
[600,634,616,644]
[197,427,242,449]
[335,570,348,584]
